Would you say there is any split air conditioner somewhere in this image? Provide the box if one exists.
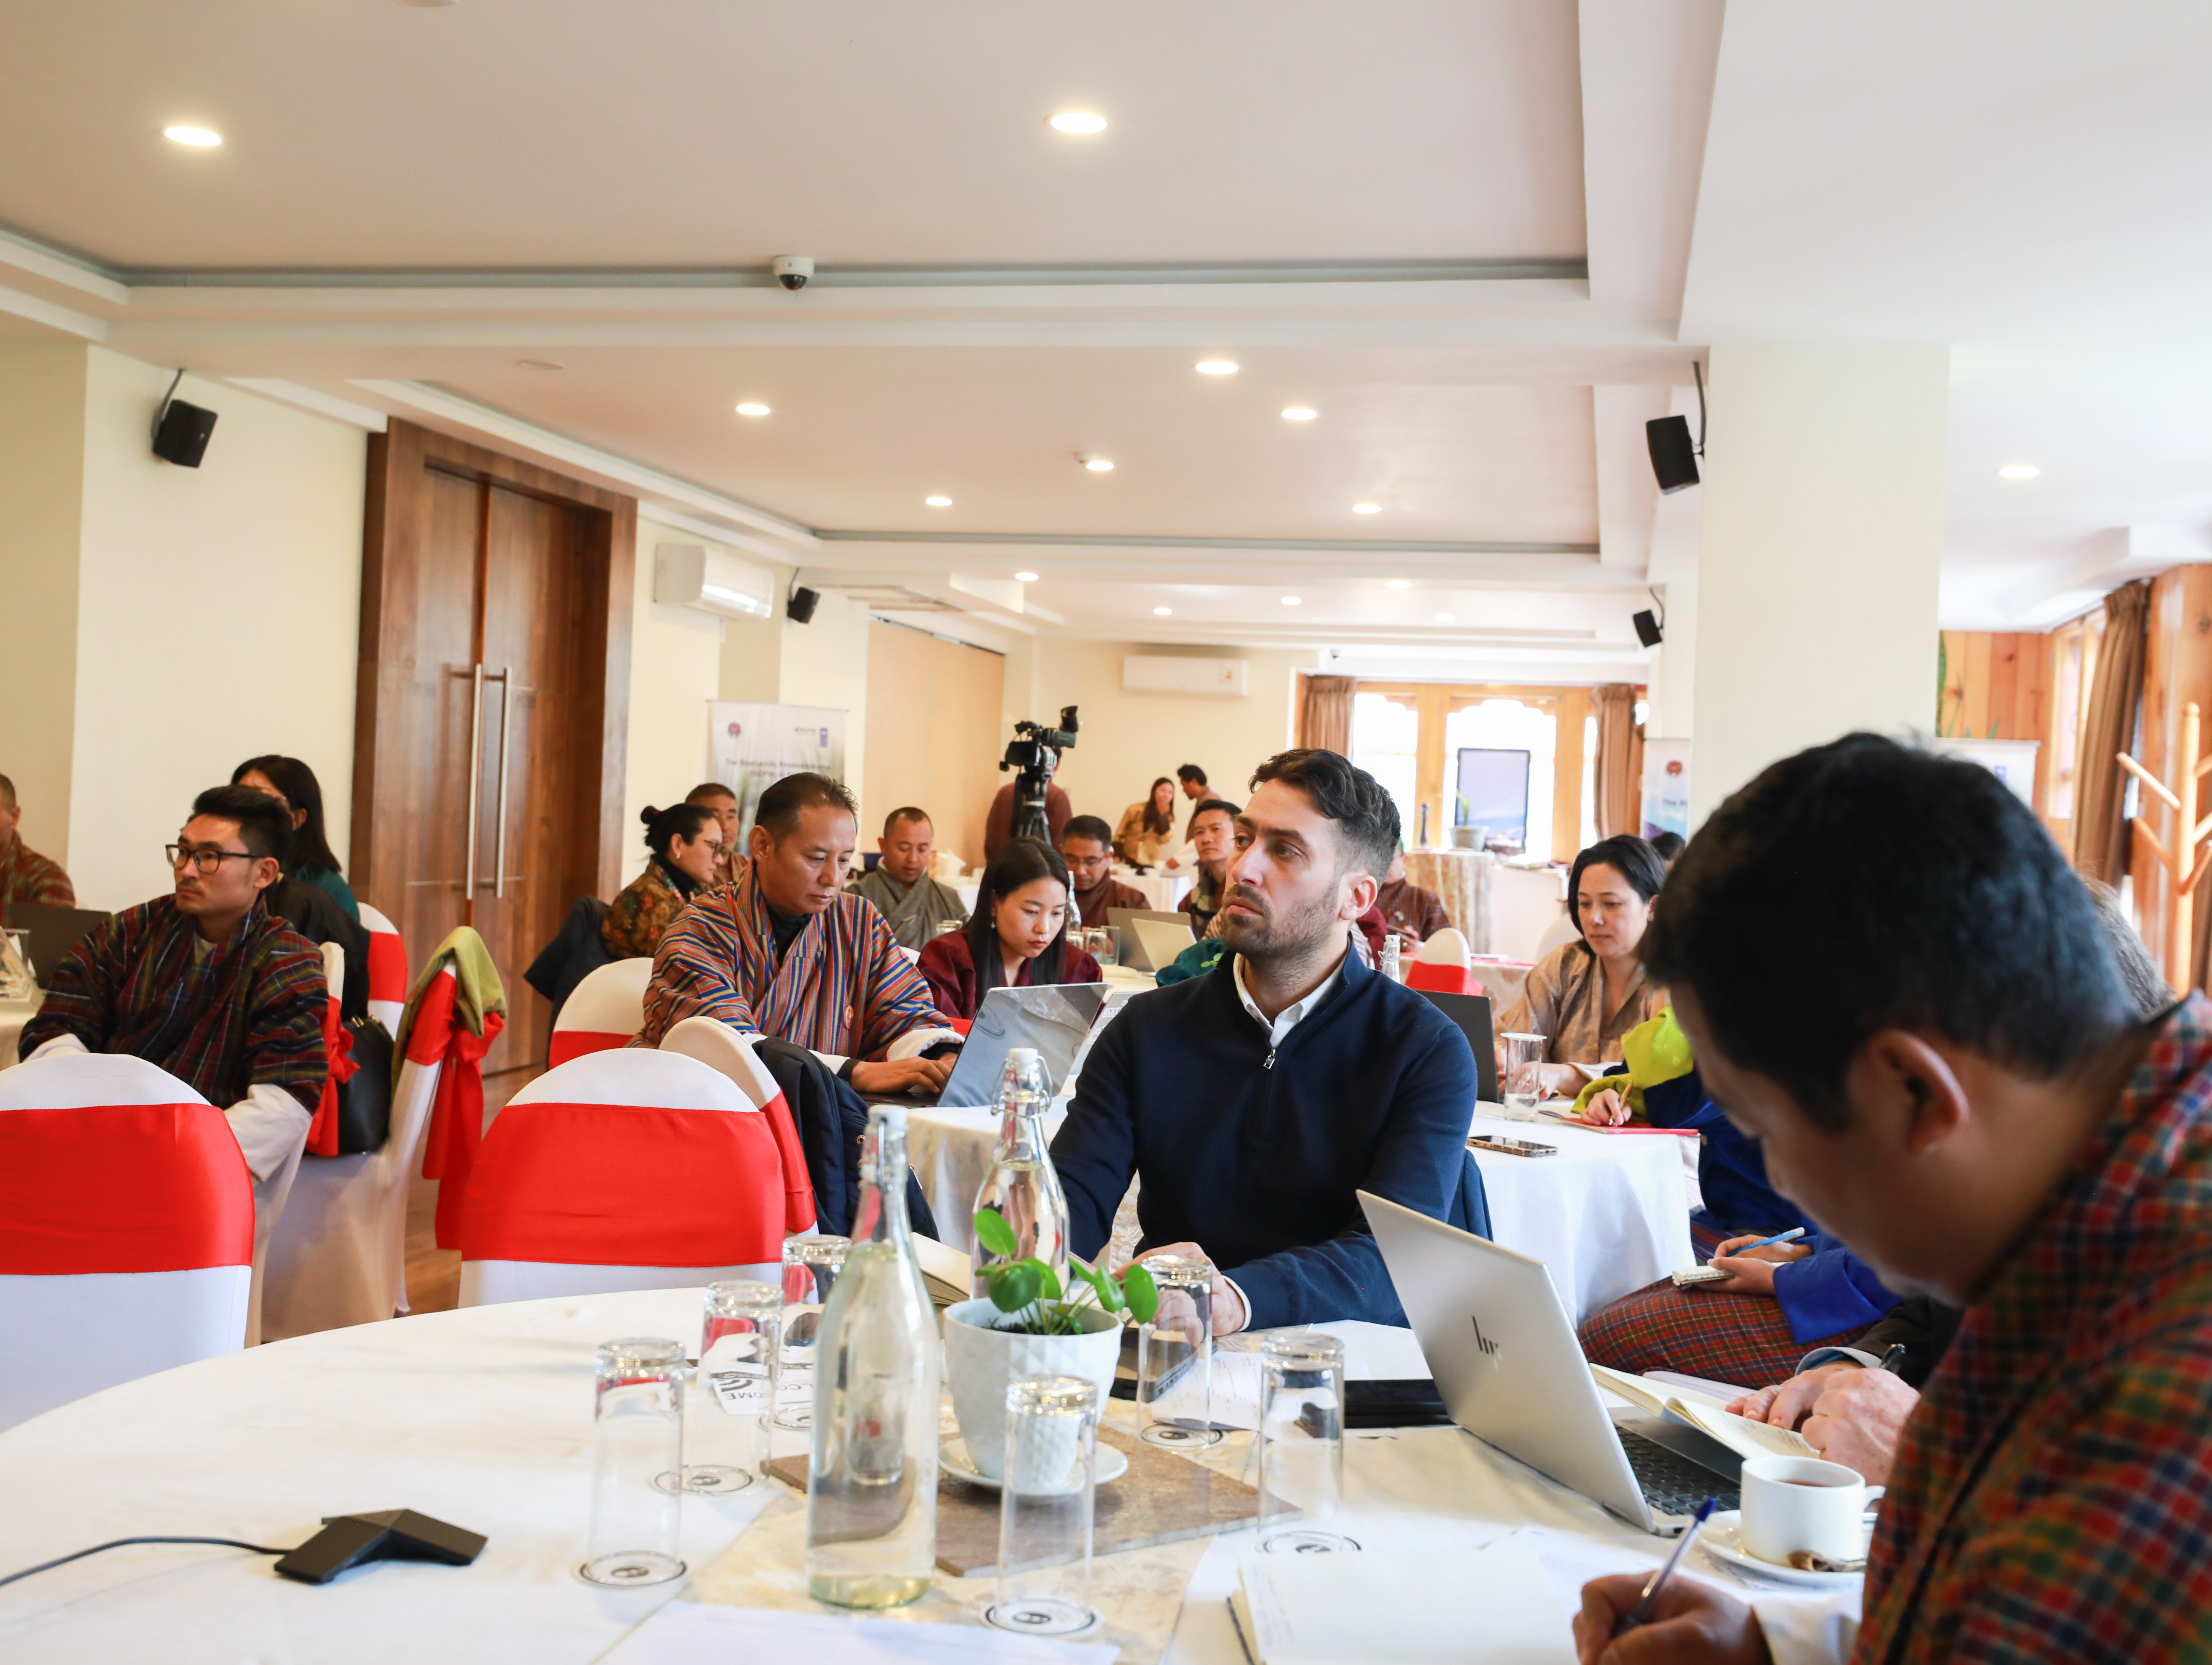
[1122,656,1249,696]
[654,544,774,621]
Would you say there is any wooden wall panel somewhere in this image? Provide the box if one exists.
[1938,629,2054,814]
[861,620,1006,869]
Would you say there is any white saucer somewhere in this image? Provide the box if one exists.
[939,1437,1129,1494]
[1701,1511,1869,1588]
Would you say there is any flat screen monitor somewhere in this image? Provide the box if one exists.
[1454,747,1530,854]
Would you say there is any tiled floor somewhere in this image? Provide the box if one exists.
[402,1066,537,1315]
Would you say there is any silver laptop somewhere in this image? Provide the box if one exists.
[1105,907,1195,972]
[935,982,1110,1108]
[1360,1189,1740,1535]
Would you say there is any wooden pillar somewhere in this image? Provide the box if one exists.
[1553,687,1589,862]
[2132,566,2212,977]
[1413,684,1450,848]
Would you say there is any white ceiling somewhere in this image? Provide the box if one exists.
[4,0,2208,656]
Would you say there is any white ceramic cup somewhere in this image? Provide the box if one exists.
[1738,1455,1882,1567]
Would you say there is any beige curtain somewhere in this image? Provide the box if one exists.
[2074,579,2151,884]
[1297,675,1358,755]
[1591,684,1639,840]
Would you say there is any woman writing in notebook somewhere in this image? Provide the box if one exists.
[918,837,1100,1022]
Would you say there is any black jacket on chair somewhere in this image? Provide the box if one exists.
[525,895,613,1028]
[754,1036,941,1242]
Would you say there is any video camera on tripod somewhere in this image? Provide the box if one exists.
[999,705,1080,843]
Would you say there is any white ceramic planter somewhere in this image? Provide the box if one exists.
[941,1298,1122,1484]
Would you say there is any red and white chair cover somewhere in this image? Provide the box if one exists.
[457,1046,799,1306]
[1407,926,1486,998]
[358,902,408,1038]
[261,957,450,1339]
[0,1053,253,1429]
[547,956,651,1066]
[657,1015,818,1234]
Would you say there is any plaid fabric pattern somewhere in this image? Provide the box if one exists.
[1579,1275,1856,1390]
[1859,993,2212,1665]
[600,859,693,960]
[19,894,328,1112]
[640,860,948,1057]
[1376,877,1450,946]
[0,837,74,906]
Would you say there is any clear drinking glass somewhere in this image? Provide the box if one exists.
[1137,1252,1221,1449]
[1255,1331,1358,1554]
[805,1105,942,1609]
[983,1376,1102,1639]
[972,1048,1069,1294]
[1500,1031,1548,1120]
[776,1235,850,1431]
[682,1280,780,1494]
[1378,934,1403,984]
[579,1336,688,1586]
[1086,927,1118,969]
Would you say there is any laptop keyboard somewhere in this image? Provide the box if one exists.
[1621,1426,1740,1517]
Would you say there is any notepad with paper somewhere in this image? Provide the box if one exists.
[911,1236,973,1308]
[1228,1549,1574,1665]
[1590,1363,1818,1461]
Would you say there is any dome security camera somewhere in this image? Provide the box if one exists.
[771,256,815,291]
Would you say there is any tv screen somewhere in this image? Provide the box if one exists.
[1454,748,1530,854]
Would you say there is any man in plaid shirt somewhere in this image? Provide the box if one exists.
[0,772,75,905]
[1572,735,2212,1665]
[19,785,326,1184]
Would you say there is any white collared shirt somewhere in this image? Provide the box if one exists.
[1232,947,1346,1050]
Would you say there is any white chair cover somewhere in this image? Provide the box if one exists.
[547,956,652,1065]
[358,902,408,1038]
[1416,925,1472,967]
[1536,912,1582,957]
[0,1053,253,1429]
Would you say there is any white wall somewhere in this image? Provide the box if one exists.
[623,518,735,880]
[777,588,872,823]
[63,351,367,911]
[1690,345,1948,824]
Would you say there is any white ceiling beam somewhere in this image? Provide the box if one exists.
[1993,524,2212,628]
[224,378,387,431]
[0,281,107,341]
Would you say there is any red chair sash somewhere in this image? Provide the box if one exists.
[305,996,360,1158]
[413,973,507,1251]
[547,1030,631,1067]
[0,1103,253,1274]
[365,932,408,1003]
[457,1102,789,1267]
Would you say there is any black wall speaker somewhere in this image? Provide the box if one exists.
[153,398,219,468]
[786,585,821,624]
[1645,414,1700,495]
[1632,609,1664,649]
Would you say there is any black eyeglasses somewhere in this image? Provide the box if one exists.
[166,843,255,874]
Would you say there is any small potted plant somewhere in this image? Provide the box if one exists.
[941,1208,1160,1483]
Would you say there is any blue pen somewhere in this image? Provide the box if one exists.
[1717,1226,1805,1261]
[1614,1497,1718,1636]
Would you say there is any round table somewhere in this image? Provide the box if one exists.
[0,1291,1801,1665]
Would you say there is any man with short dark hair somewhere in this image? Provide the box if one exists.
[1053,748,1487,1333]
[685,781,744,889]
[1375,848,1449,949]
[1571,734,2212,1665]
[643,773,958,1096]
[19,785,328,1185]
[1177,798,1240,935]
[1175,763,1209,801]
[1061,815,1147,930]
[848,806,966,950]
[0,772,74,906]
[983,778,1071,860]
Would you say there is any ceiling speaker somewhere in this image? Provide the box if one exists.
[786,585,821,625]
[153,398,218,468]
[1632,610,1664,649]
[1645,414,1700,494]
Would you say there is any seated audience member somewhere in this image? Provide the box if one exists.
[983,777,1071,860]
[1061,815,1147,929]
[1375,848,1449,948]
[1113,777,1180,867]
[685,781,744,889]
[1648,828,1686,867]
[847,806,966,950]
[642,772,956,1096]
[17,785,327,1185]
[602,802,725,959]
[233,754,357,922]
[1571,735,2212,1665]
[1052,749,1487,1333]
[919,838,1101,1020]
[1176,798,1241,935]
[0,772,75,905]
[1495,833,1667,1097]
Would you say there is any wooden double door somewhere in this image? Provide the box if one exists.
[353,421,634,1074]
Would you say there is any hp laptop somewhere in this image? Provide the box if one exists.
[934,981,1110,1108]
[1361,1189,1740,1535]
[1416,989,1498,1103]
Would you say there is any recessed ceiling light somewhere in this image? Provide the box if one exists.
[1154,606,1173,616]
[1435,612,1455,623]
[164,125,222,147]
[924,495,952,507]
[1281,596,1302,607]
[1049,111,1108,135]
[1015,571,1040,582]
[1997,463,2040,480]
[1352,502,1382,514]
[734,402,771,416]
[1384,579,1411,590]
[1078,453,1114,472]
[1281,407,1317,421]
[515,359,563,371]
[1195,360,1238,375]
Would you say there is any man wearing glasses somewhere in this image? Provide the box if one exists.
[19,785,329,1185]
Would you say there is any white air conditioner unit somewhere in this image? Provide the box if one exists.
[1122,656,1249,696]
[654,544,774,621]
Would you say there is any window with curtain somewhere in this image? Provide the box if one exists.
[1351,692,1420,840]
[1443,699,1556,860]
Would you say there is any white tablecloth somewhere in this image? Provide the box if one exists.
[1113,870,1191,913]
[1468,1111,1696,1326]
[0,992,43,1069]
[908,1103,1070,1258]
[0,1290,1834,1665]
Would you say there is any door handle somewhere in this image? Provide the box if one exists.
[463,663,485,901]
[493,665,514,898]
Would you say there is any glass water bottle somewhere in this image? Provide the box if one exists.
[971,1047,1070,1293]
[805,1104,941,1609]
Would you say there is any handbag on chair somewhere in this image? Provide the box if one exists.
[331,1013,393,1155]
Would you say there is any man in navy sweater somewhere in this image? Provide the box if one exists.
[1052,749,1487,1332]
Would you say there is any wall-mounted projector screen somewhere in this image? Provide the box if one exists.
[1454,747,1531,854]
